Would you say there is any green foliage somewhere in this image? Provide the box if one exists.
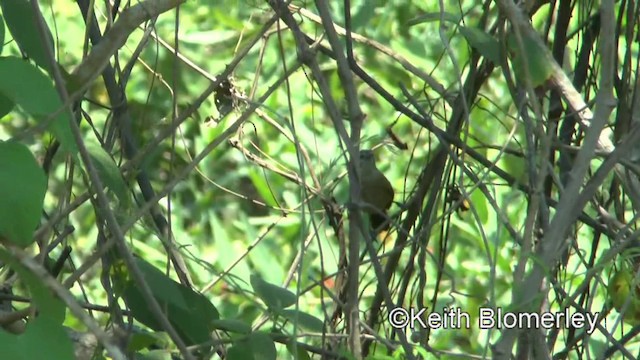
[0,141,46,246]
[0,0,54,73]
[459,26,501,65]
[507,33,554,87]
[113,257,219,346]
[247,331,277,360]
[250,275,296,312]
[279,309,324,333]
[0,56,77,154]
[0,14,4,53]
[0,249,75,360]
[0,0,638,358]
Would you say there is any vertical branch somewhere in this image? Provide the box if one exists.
[491,0,618,357]
[312,1,366,356]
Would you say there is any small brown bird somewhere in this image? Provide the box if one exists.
[359,150,394,231]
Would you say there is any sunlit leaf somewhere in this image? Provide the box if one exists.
[0,0,54,73]
[0,57,77,155]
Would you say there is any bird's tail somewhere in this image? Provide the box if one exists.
[370,212,390,232]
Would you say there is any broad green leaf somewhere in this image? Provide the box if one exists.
[122,284,163,332]
[177,284,219,323]
[0,316,75,360]
[0,93,14,121]
[227,341,254,360]
[171,286,219,345]
[0,57,77,155]
[250,275,296,311]
[85,140,130,206]
[279,309,325,332]
[460,26,501,64]
[0,249,74,360]
[0,141,46,246]
[0,0,54,72]
[129,258,189,312]
[120,257,219,346]
[507,33,554,87]
[127,331,163,352]
[249,332,276,360]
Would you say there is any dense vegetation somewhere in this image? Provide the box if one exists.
[0,0,639,359]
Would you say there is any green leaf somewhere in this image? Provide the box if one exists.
[507,33,554,87]
[0,317,75,360]
[85,140,130,206]
[225,333,276,360]
[227,341,254,360]
[0,141,46,246]
[0,14,5,54]
[211,319,252,334]
[249,332,276,360]
[0,249,75,360]
[286,342,311,360]
[0,0,54,72]
[250,275,296,311]
[133,257,189,310]
[460,26,501,64]
[178,282,220,321]
[127,331,163,352]
[0,92,13,119]
[279,309,325,333]
[138,350,174,360]
[122,284,163,332]
[248,168,278,207]
[119,257,219,346]
[0,56,77,155]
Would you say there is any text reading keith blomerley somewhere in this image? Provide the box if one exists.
[388,307,599,334]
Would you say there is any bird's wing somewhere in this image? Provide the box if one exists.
[361,174,394,211]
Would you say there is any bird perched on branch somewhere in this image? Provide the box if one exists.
[358,150,394,231]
